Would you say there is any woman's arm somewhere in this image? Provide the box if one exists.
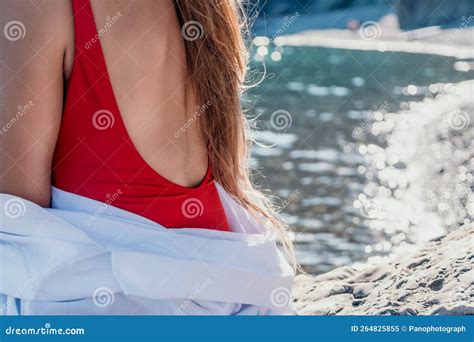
[0,0,72,207]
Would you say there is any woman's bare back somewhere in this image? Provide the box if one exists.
[85,0,209,187]
[0,0,209,206]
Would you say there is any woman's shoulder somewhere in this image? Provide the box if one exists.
[1,0,74,64]
[0,0,75,207]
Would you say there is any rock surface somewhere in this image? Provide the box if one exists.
[293,225,473,315]
[397,0,473,29]
[251,0,473,29]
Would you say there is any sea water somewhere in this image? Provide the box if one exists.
[247,45,474,274]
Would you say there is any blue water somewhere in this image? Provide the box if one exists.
[247,44,474,274]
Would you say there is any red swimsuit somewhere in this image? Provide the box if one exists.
[52,0,230,231]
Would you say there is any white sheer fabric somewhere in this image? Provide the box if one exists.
[0,185,294,315]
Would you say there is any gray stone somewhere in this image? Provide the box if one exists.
[352,283,374,299]
[293,225,473,315]
[459,270,474,286]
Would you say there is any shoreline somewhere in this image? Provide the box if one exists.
[257,9,474,59]
[277,30,474,59]
[275,26,474,59]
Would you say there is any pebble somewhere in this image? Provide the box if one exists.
[293,225,474,315]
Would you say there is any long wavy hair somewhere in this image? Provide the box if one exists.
[174,0,295,262]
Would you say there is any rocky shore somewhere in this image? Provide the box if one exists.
[252,0,472,30]
[293,224,473,315]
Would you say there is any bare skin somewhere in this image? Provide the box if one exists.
[0,0,209,207]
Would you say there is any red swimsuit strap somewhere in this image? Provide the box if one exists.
[68,0,123,137]
[71,0,111,77]
[71,0,97,52]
